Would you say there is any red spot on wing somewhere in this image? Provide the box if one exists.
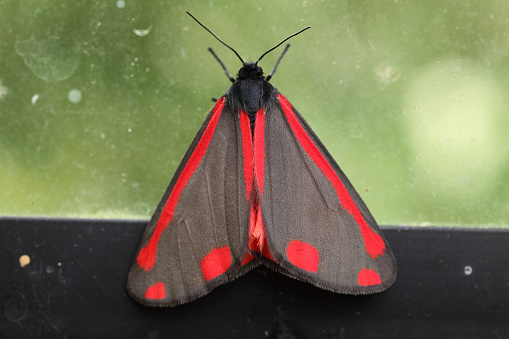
[278,94,385,258]
[286,240,319,273]
[357,268,382,286]
[137,98,226,271]
[239,110,253,200]
[200,246,232,281]
[144,282,166,300]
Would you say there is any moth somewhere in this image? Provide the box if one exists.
[127,12,397,307]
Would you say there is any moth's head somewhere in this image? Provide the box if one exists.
[237,63,264,80]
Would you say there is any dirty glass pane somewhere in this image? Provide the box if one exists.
[0,1,508,227]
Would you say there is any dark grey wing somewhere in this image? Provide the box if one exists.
[259,94,397,294]
[127,98,255,306]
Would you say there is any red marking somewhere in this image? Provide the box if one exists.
[278,94,385,258]
[286,240,319,273]
[243,196,275,263]
[253,108,266,196]
[144,282,166,300]
[239,110,253,200]
[241,252,255,266]
[200,246,232,281]
[137,98,226,271]
[248,200,265,252]
[241,107,274,265]
[262,237,274,261]
[357,268,382,286]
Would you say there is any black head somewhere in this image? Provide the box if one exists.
[237,63,264,81]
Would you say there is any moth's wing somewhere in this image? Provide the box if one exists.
[127,98,255,306]
[259,94,397,294]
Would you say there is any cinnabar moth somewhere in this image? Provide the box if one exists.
[127,12,397,307]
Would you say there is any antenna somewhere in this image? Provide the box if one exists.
[266,43,290,81]
[208,47,235,82]
[256,26,311,65]
[186,11,244,64]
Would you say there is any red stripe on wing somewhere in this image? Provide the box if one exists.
[254,108,266,196]
[242,108,272,262]
[239,110,253,200]
[278,94,385,258]
[137,97,226,271]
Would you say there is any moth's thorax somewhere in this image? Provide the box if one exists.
[226,62,275,116]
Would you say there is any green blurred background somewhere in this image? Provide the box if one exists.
[0,1,508,227]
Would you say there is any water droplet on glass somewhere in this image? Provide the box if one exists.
[0,80,8,100]
[68,89,82,103]
[133,26,152,37]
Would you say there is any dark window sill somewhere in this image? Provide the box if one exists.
[1,218,508,338]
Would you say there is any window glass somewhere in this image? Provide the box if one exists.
[1,1,507,227]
